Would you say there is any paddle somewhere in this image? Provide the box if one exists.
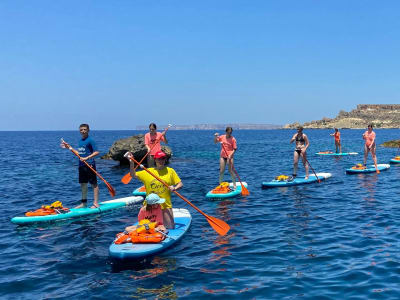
[301,152,320,183]
[219,142,250,196]
[124,152,230,236]
[61,138,116,197]
[121,124,172,185]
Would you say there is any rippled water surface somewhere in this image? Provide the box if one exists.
[1,129,400,299]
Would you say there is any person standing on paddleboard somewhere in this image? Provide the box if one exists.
[214,127,237,189]
[128,150,182,229]
[290,126,310,180]
[62,124,100,208]
[330,128,342,153]
[144,123,168,168]
[363,124,379,173]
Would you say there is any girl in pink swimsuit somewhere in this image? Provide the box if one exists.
[362,124,379,173]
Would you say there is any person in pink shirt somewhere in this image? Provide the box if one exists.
[144,123,168,167]
[214,127,237,189]
[125,193,166,233]
[363,124,379,172]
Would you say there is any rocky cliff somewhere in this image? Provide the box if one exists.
[284,104,400,129]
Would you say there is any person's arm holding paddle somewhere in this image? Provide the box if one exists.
[214,132,220,143]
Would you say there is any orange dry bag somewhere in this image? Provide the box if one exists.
[129,231,164,243]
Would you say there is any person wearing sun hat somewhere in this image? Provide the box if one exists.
[125,193,166,233]
[127,150,183,229]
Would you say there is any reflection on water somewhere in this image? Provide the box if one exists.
[134,283,177,299]
[357,174,378,202]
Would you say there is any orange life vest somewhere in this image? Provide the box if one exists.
[114,220,164,244]
[129,231,164,243]
[351,164,366,170]
[138,186,146,192]
[25,201,68,217]
[211,182,231,194]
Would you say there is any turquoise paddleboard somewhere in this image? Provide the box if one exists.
[11,196,143,225]
[316,152,358,156]
[206,182,248,199]
[109,208,191,260]
[389,158,400,164]
[346,164,390,174]
[132,185,146,196]
[262,173,332,188]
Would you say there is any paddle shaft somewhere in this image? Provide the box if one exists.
[300,152,320,182]
[62,139,116,196]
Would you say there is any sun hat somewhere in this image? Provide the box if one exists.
[145,193,165,205]
[154,151,166,159]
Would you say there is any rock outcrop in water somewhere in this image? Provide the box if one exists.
[284,104,400,129]
[381,140,400,148]
[101,134,172,165]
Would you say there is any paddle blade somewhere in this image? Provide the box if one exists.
[206,215,230,236]
[241,185,250,196]
[121,172,132,184]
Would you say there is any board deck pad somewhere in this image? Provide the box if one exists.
[206,182,248,198]
[345,164,390,174]
[11,196,143,225]
[316,152,358,156]
[262,173,332,188]
[109,208,191,260]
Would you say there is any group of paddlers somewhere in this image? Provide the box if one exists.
[58,122,380,239]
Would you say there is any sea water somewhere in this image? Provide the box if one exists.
[0,129,399,299]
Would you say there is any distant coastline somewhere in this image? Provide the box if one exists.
[284,104,400,129]
[136,124,282,130]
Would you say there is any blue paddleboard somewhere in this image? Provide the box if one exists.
[109,208,191,260]
[389,158,400,164]
[345,164,390,174]
[132,185,146,196]
[206,182,248,199]
[11,196,143,225]
[262,173,332,188]
[316,152,358,156]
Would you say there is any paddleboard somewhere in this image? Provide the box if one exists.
[205,182,248,198]
[262,173,332,188]
[345,164,390,174]
[109,208,191,260]
[316,152,358,156]
[132,185,146,196]
[389,158,400,164]
[11,196,143,225]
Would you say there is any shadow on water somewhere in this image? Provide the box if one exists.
[110,255,177,275]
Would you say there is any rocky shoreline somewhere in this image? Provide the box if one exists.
[284,104,400,129]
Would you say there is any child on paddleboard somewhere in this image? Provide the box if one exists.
[214,127,237,189]
[330,128,341,153]
[290,126,310,180]
[125,193,166,233]
[145,123,168,168]
[363,124,379,173]
[61,124,100,208]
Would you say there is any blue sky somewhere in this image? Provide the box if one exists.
[0,1,399,130]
